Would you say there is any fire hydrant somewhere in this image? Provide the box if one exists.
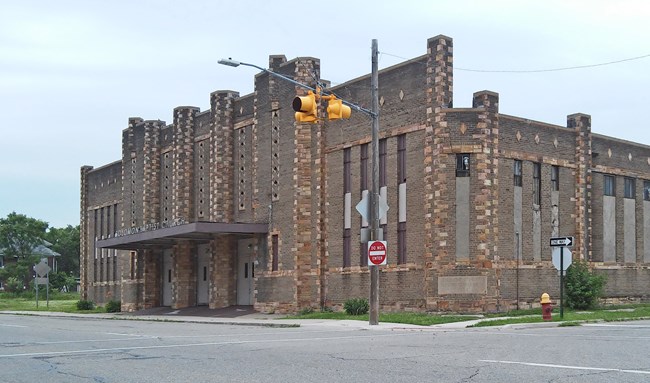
[541,293,553,321]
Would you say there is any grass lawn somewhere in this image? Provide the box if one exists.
[469,304,650,327]
[285,311,481,326]
[0,292,105,314]
[287,304,650,327]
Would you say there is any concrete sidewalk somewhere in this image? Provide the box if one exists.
[0,309,561,331]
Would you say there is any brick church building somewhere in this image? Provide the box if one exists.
[80,35,650,313]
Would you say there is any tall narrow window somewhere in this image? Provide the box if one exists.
[343,148,351,268]
[551,166,559,191]
[514,160,522,187]
[456,153,470,177]
[604,175,615,196]
[398,135,406,184]
[533,162,541,206]
[360,144,369,266]
[397,135,407,264]
[644,180,650,201]
[272,234,279,271]
[624,177,635,199]
[379,139,387,241]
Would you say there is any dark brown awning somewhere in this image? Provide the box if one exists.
[95,221,268,250]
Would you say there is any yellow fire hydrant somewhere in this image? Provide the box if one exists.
[541,293,553,321]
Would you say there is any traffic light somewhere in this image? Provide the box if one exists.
[293,91,317,123]
[326,97,351,120]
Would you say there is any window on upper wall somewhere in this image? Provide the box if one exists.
[272,234,279,271]
[644,181,650,201]
[456,154,470,177]
[514,160,522,187]
[551,166,559,191]
[533,162,541,205]
[604,175,615,196]
[624,177,635,199]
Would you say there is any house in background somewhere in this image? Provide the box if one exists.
[0,240,60,289]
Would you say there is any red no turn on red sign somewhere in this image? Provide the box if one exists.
[368,241,387,266]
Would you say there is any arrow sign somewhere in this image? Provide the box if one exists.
[550,236,574,247]
[355,193,389,222]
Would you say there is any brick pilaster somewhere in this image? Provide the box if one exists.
[172,242,195,309]
[210,237,236,308]
[142,249,160,309]
[293,57,320,311]
[122,118,142,229]
[569,113,592,261]
[79,165,93,300]
[209,92,238,223]
[472,91,500,263]
[142,120,162,224]
[424,35,453,308]
[172,107,198,222]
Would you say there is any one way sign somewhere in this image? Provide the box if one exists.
[550,236,574,247]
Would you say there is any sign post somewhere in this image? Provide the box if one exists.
[33,260,51,309]
[550,236,574,319]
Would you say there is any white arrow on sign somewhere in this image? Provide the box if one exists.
[550,236,574,247]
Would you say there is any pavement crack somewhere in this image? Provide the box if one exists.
[458,368,481,382]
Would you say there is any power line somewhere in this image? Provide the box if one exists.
[379,51,650,73]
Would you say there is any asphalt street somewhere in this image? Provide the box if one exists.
[1,314,649,382]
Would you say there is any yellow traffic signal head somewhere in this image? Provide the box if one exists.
[292,91,317,123]
[326,98,351,120]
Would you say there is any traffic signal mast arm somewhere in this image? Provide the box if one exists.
[218,58,375,118]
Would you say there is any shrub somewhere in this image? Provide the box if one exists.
[320,305,334,313]
[4,277,24,294]
[299,307,314,315]
[565,260,606,310]
[344,298,369,315]
[105,300,121,313]
[76,300,95,311]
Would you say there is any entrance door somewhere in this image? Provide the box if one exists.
[162,249,173,307]
[196,244,210,305]
[236,239,254,305]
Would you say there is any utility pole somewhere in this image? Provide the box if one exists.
[369,39,380,325]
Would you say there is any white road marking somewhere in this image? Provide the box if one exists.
[480,360,650,375]
[582,323,650,328]
[0,332,411,358]
[465,331,650,341]
[0,324,28,328]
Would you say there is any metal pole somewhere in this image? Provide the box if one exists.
[369,39,380,325]
[560,246,564,319]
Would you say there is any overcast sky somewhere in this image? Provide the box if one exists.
[1,0,648,228]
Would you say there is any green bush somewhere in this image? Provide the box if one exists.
[105,300,121,313]
[344,298,369,315]
[76,300,95,311]
[299,307,314,315]
[565,260,606,310]
[4,277,24,294]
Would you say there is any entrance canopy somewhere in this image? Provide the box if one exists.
[96,221,268,250]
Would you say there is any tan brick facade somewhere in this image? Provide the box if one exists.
[81,35,650,313]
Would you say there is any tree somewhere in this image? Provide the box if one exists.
[0,212,49,259]
[0,213,49,288]
[45,225,80,276]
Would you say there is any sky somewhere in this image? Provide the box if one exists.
[0,0,649,228]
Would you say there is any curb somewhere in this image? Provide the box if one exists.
[0,311,301,328]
